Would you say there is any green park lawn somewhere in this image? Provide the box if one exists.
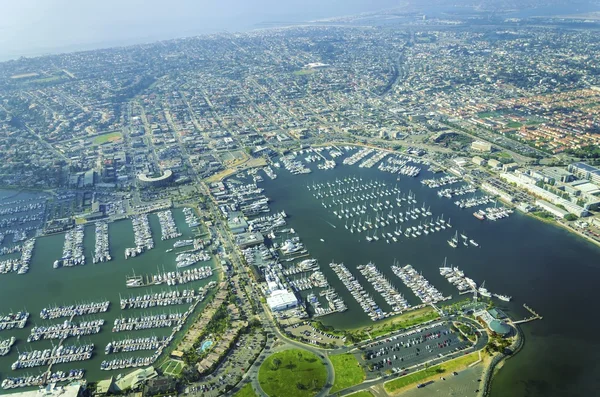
[348,392,374,397]
[330,354,365,392]
[233,383,258,397]
[258,349,327,397]
[93,131,123,145]
[384,352,479,393]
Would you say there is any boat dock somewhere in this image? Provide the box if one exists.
[1,369,85,390]
[0,312,29,330]
[126,266,213,288]
[40,301,110,320]
[105,335,171,354]
[112,313,185,332]
[11,343,94,370]
[120,289,202,309]
[28,319,104,342]
[513,304,543,324]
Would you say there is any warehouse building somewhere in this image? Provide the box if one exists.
[267,289,298,312]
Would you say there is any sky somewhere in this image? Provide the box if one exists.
[0,0,403,60]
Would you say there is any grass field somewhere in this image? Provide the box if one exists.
[93,131,123,145]
[233,383,257,397]
[507,122,523,128]
[348,392,373,397]
[258,349,327,397]
[159,359,184,376]
[330,354,365,392]
[383,352,479,394]
[349,307,440,340]
[477,111,499,119]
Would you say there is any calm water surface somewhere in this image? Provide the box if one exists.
[256,160,600,397]
[0,194,217,392]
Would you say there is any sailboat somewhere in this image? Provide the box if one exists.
[447,231,458,248]
[478,281,492,298]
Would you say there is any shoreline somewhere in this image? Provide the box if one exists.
[524,211,600,249]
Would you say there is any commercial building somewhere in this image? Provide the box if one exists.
[503,163,519,172]
[472,156,487,166]
[114,366,158,391]
[267,289,299,311]
[501,172,588,217]
[235,232,264,248]
[536,200,569,219]
[488,159,502,169]
[471,141,492,152]
[569,162,600,185]
[227,211,248,234]
[137,169,174,187]
[544,167,575,183]
[474,309,512,337]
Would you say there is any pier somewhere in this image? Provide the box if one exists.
[28,319,104,342]
[513,304,543,324]
[125,266,213,288]
[120,289,202,309]
[112,312,185,332]
[0,312,29,330]
[11,343,94,370]
[105,335,171,354]
[40,301,110,320]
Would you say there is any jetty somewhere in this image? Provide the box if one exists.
[513,304,543,324]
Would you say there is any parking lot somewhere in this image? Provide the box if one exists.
[360,322,471,377]
[285,322,346,347]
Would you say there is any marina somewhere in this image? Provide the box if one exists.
[54,225,85,268]
[126,266,213,287]
[125,214,154,258]
[11,343,94,370]
[0,200,217,387]
[119,289,202,309]
[357,262,411,313]
[40,302,110,320]
[157,210,181,240]
[0,337,15,356]
[105,335,171,354]
[329,262,386,321]
[0,238,35,275]
[391,263,447,303]
[0,312,29,331]
[1,369,85,390]
[92,222,111,263]
[112,313,185,332]
[28,319,105,342]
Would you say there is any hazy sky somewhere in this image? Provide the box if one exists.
[0,0,402,60]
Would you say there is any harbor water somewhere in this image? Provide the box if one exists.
[255,160,600,397]
[0,196,218,393]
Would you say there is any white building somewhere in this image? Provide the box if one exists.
[471,141,492,152]
[501,172,588,217]
[267,289,298,312]
[536,200,569,219]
